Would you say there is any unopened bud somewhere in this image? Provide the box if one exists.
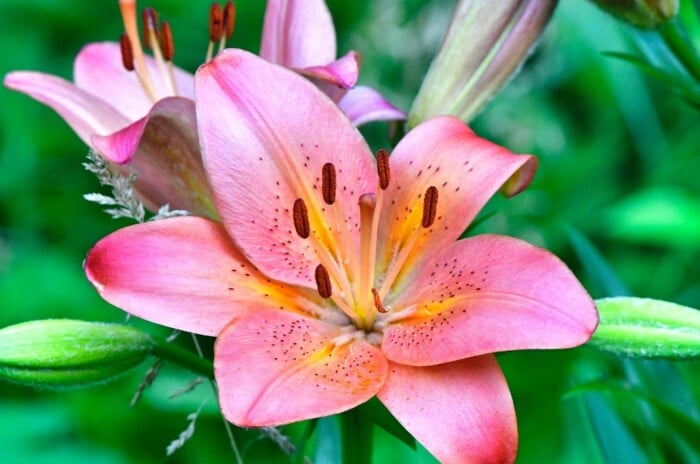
[590,0,678,29]
[408,0,557,127]
[591,297,700,358]
[0,319,153,389]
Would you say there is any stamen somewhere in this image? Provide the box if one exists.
[141,7,158,49]
[160,21,174,61]
[119,0,157,101]
[315,264,333,299]
[372,288,388,313]
[119,33,135,71]
[293,198,310,239]
[377,187,439,300]
[223,1,236,39]
[422,186,438,228]
[321,163,336,205]
[376,149,390,190]
[206,3,224,61]
[210,3,224,42]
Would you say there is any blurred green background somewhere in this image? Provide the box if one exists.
[1,0,700,462]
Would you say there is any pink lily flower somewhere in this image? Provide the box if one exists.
[85,50,597,463]
[3,0,402,215]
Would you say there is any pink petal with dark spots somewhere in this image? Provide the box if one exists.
[375,116,536,290]
[215,308,387,426]
[84,216,308,336]
[382,235,598,366]
[195,50,376,289]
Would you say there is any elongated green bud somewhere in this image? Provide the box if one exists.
[590,0,678,29]
[408,0,558,127]
[0,319,154,389]
[591,297,700,358]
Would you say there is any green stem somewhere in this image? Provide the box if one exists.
[340,408,373,464]
[150,335,214,379]
[660,21,700,82]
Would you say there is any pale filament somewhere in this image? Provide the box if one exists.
[119,0,157,101]
[143,13,178,96]
[324,194,359,291]
[119,0,179,101]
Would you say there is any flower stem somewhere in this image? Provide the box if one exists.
[340,408,373,464]
[150,335,215,379]
[660,21,700,82]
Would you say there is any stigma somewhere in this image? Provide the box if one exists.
[287,150,441,333]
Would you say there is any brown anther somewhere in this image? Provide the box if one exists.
[293,198,310,238]
[119,33,135,71]
[209,3,224,42]
[372,288,388,313]
[376,149,390,190]
[160,21,174,61]
[422,186,438,228]
[223,1,236,38]
[315,264,333,299]
[321,163,336,205]
[141,7,159,49]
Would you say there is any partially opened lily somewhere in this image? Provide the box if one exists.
[260,0,405,125]
[85,50,597,463]
[3,0,214,215]
[4,0,402,215]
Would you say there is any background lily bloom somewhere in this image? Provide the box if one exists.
[261,0,405,125]
[3,0,402,216]
[85,50,597,463]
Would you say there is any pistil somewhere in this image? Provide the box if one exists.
[357,193,378,328]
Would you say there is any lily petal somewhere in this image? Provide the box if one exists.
[92,97,215,216]
[382,235,598,366]
[376,116,536,289]
[215,308,387,426]
[338,85,406,126]
[298,50,360,102]
[260,0,336,68]
[85,216,304,336]
[196,50,376,288]
[3,71,129,146]
[74,42,194,120]
[378,356,517,464]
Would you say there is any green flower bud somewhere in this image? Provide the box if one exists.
[590,0,679,29]
[0,319,154,389]
[590,297,700,358]
[408,0,558,127]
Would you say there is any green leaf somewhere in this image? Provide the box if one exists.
[354,397,416,450]
[591,297,700,358]
[601,187,700,247]
[565,226,630,297]
[568,379,700,457]
[603,51,700,104]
